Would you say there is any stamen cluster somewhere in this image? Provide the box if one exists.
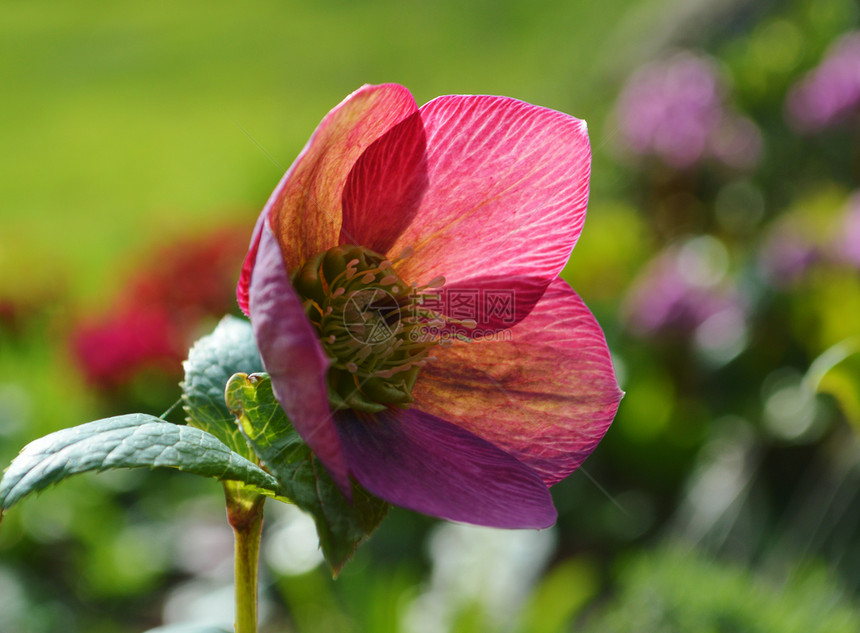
[292,245,442,413]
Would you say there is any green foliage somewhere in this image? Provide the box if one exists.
[0,414,280,514]
[1,315,388,582]
[582,549,860,633]
[806,338,860,429]
[0,0,661,307]
[517,558,599,633]
[182,315,264,460]
[225,372,389,574]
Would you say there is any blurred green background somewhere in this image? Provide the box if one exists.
[3,0,860,631]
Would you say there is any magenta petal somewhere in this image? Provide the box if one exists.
[248,222,350,495]
[336,408,557,528]
[388,95,591,287]
[413,278,622,486]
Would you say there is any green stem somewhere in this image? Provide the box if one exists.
[224,482,266,633]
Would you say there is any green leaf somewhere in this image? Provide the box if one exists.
[182,315,264,460]
[0,414,280,513]
[805,337,860,430]
[225,372,389,574]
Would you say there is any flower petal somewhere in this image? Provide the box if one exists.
[426,275,548,336]
[336,408,557,528]
[268,83,418,271]
[388,95,591,288]
[340,110,429,254]
[412,278,622,486]
[248,221,350,494]
[237,208,266,316]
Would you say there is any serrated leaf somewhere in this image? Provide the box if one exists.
[0,414,280,513]
[182,316,264,460]
[225,372,389,574]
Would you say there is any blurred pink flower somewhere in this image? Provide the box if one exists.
[71,307,180,389]
[786,32,860,132]
[71,226,248,390]
[833,192,860,267]
[614,52,761,170]
[624,239,745,337]
[239,83,622,528]
[758,192,860,287]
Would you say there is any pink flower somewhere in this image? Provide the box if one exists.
[834,192,860,268]
[70,226,248,391]
[71,306,182,389]
[623,240,745,336]
[613,52,761,170]
[786,32,860,132]
[237,84,622,528]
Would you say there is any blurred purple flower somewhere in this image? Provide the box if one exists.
[759,192,860,287]
[833,192,860,267]
[623,238,744,338]
[785,32,860,132]
[614,52,761,170]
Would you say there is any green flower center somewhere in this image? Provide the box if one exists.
[292,245,443,413]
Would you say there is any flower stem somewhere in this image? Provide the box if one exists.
[224,482,266,633]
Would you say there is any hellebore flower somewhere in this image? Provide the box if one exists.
[237,84,622,528]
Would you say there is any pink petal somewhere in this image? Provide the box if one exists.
[336,407,557,528]
[237,209,266,316]
[249,221,350,495]
[412,278,622,486]
[268,84,418,272]
[386,95,591,288]
[424,275,548,336]
[340,110,428,254]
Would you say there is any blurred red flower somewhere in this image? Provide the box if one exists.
[70,225,248,391]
